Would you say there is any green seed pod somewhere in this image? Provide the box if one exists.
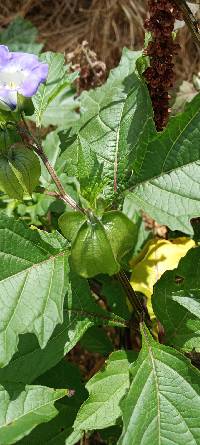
[59,210,136,278]
[0,145,41,199]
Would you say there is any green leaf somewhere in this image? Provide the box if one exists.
[59,48,200,232]
[80,326,113,355]
[18,96,34,116]
[74,350,137,431]
[152,246,200,351]
[40,88,80,129]
[16,402,82,445]
[16,193,55,227]
[0,126,21,154]
[0,17,43,54]
[69,210,136,278]
[0,146,41,199]
[119,323,200,445]
[0,214,69,367]
[0,110,18,128]
[99,276,130,320]
[59,48,155,202]
[123,193,152,256]
[40,131,62,187]
[129,93,200,234]
[0,383,67,445]
[0,315,91,385]
[34,359,86,394]
[64,266,127,330]
[33,52,70,126]
[16,360,87,445]
[0,157,22,199]
[0,266,126,383]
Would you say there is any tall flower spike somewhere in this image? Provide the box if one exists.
[144,0,182,131]
[0,45,48,110]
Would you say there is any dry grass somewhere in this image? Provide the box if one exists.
[0,0,200,79]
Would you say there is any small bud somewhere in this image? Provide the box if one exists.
[68,389,75,397]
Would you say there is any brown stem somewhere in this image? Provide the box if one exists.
[174,0,200,48]
[19,114,85,214]
[43,190,61,198]
[117,270,145,321]
[36,146,84,212]
[80,433,89,445]
[66,307,129,327]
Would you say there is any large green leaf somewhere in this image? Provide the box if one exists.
[0,17,43,54]
[119,323,200,445]
[128,92,200,234]
[0,318,90,385]
[59,46,200,232]
[0,266,127,383]
[16,360,87,445]
[152,246,200,351]
[59,48,155,203]
[41,88,80,129]
[74,350,137,431]
[16,402,82,445]
[0,214,69,367]
[0,315,91,385]
[0,383,67,445]
[33,53,70,126]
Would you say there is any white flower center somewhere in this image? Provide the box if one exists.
[0,68,26,90]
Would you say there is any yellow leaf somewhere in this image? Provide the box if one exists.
[130,237,195,319]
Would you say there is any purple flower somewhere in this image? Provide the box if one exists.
[0,45,48,110]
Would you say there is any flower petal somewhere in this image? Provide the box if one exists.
[0,46,49,107]
[32,62,49,83]
[19,64,48,96]
[0,88,17,110]
[10,52,40,70]
[19,75,41,97]
[0,45,10,68]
